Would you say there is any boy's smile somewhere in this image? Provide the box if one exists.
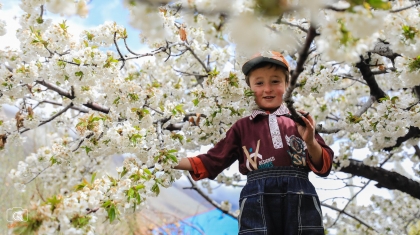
[249,66,288,112]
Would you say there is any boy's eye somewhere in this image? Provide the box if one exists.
[256,82,263,85]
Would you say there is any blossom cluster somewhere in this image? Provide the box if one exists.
[1,0,420,234]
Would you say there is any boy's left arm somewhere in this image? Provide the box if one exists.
[296,113,334,177]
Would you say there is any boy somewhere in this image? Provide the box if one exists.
[175,51,334,235]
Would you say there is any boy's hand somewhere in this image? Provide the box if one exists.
[295,111,316,144]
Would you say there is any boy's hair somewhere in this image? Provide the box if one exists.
[244,62,290,86]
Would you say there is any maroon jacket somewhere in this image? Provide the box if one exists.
[192,105,334,180]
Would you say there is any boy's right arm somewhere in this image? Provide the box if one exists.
[174,157,210,180]
[174,158,193,171]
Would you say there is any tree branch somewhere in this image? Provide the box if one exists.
[284,25,317,124]
[321,203,378,232]
[370,42,400,63]
[390,1,420,13]
[338,159,420,200]
[355,55,387,102]
[383,126,420,151]
[20,103,74,134]
[185,175,238,219]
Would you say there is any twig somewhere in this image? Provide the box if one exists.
[185,44,210,73]
[340,76,368,85]
[30,99,89,113]
[25,166,51,184]
[390,1,420,13]
[185,175,238,219]
[123,37,141,56]
[279,21,308,33]
[355,96,375,117]
[73,133,94,152]
[284,25,318,121]
[113,32,125,70]
[20,103,74,134]
[321,203,378,232]
[415,145,420,158]
[123,41,186,62]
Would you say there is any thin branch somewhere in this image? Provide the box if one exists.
[25,166,51,184]
[185,174,238,219]
[279,21,308,33]
[390,1,420,13]
[341,75,368,85]
[73,133,94,152]
[123,41,186,62]
[113,32,125,70]
[355,96,375,117]
[316,125,341,134]
[321,203,378,233]
[321,197,350,203]
[30,99,89,113]
[185,45,210,73]
[123,37,141,56]
[36,80,74,98]
[356,54,387,102]
[20,103,74,134]
[414,145,420,158]
[284,25,318,125]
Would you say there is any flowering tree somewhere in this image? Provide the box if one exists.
[1,0,420,234]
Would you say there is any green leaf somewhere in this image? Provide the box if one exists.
[91,172,97,184]
[75,71,84,79]
[151,183,160,195]
[167,154,178,163]
[127,93,139,102]
[86,31,94,41]
[108,206,116,222]
[174,104,185,114]
[391,96,399,104]
[59,20,69,31]
[81,146,92,154]
[45,195,62,212]
[367,0,391,10]
[102,200,112,208]
[113,96,120,105]
[192,98,199,106]
[135,184,145,190]
[71,215,91,228]
[408,56,420,72]
[108,175,117,186]
[402,25,418,40]
[73,58,81,64]
[36,17,44,24]
[143,168,152,175]
[50,156,58,165]
[120,167,128,178]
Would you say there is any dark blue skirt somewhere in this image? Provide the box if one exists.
[238,166,324,235]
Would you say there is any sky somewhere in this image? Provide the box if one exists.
[0,0,145,53]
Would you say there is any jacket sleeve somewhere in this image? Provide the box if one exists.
[306,133,334,177]
[195,123,241,180]
[187,157,209,181]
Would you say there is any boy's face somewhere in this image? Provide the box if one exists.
[248,66,288,111]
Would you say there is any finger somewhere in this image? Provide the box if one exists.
[304,114,315,125]
[301,116,314,130]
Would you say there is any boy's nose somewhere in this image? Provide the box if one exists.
[263,84,273,92]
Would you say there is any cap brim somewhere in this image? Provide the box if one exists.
[242,57,289,75]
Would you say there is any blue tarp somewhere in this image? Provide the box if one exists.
[156,209,238,235]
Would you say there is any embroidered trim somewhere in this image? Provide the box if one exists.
[249,104,289,120]
[269,114,283,149]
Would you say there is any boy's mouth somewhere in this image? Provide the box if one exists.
[263,96,275,99]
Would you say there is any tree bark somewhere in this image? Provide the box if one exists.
[339,159,420,199]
